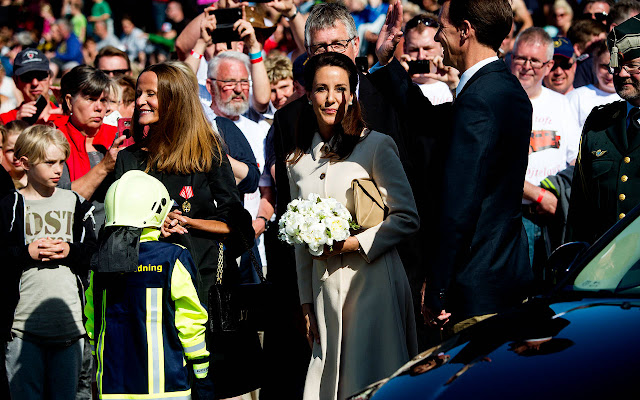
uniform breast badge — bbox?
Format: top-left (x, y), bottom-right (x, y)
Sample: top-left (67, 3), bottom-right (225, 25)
top-left (592, 149), bottom-right (607, 157)
top-left (179, 186), bottom-right (194, 213)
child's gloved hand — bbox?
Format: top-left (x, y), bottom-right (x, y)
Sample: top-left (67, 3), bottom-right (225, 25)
top-left (192, 356), bottom-right (209, 379)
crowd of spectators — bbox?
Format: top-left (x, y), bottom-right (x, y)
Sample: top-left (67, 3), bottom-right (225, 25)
top-left (2, 0), bottom-right (640, 399)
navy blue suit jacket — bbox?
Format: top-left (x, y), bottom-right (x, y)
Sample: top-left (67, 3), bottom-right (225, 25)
top-left (425, 59), bottom-right (534, 320)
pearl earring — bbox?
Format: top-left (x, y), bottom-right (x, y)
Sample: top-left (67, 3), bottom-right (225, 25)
top-left (348, 101), bottom-right (353, 106)
top-left (308, 99), bottom-right (312, 105)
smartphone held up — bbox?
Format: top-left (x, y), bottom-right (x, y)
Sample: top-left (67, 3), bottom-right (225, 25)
top-left (117, 117), bottom-right (132, 139)
top-left (207, 8), bottom-right (242, 44)
top-left (21, 95), bottom-right (48, 125)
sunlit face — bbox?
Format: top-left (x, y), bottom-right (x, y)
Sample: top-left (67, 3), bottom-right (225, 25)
top-left (15, 70), bottom-right (51, 102)
top-left (136, 71), bottom-right (160, 126)
top-left (97, 55), bottom-right (130, 77)
top-left (435, 1), bottom-right (461, 69)
top-left (404, 26), bottom-right (441, 83)
top-left (584, 1), bottom-right (610, 22)
top-left (67, 91), bottom-right (108, 134)
top-left (23, 144), bottom-right (66, 189)
top-left (308, 66), bottom-right (354, 133)
top-left (3, 133), bottom-right (23, 174)
top-left (308, 23), bottom-right (359, 62)
top-left (595, 51), bottom-right (615, 93)
top-left (543, 56), bottom-right (576, 94)
top-left (511, 41), bottom-right (554, 94)
top-left (270, 78), bottom-right (294, 110)
top-left (208, 60), bottom-right (250, 118)
top-left (613, 57), bottom-right (640, 102)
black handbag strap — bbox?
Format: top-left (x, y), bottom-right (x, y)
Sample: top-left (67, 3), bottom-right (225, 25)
top-left (240, 234), bottom-right (266, 283)
top-left (354, 179), bottom-right (389, 214)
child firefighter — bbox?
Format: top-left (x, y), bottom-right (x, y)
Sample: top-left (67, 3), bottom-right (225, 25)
top-left (84, 170), bottom-right (209, 399)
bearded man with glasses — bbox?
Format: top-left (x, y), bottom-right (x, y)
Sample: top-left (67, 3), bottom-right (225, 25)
top-left (568, 16), bottom-right (640, 244)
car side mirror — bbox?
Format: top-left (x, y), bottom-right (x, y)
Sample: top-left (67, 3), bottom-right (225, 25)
top-left (540, 241), bottom-right (590, 292)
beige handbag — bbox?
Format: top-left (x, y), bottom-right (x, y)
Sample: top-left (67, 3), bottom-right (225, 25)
top-left (351, 178), bottom-right (389, 229)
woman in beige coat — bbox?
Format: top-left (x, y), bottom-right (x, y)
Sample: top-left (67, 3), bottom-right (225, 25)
top-left (286, 53), bottom-right (419, 400)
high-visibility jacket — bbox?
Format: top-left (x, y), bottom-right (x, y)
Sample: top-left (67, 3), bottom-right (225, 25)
top-left (85, 229), bottom-right (209, 399)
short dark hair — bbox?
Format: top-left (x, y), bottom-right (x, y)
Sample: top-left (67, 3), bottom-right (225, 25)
top-left (567, 19), bottom-right (607, 51)
top-left (439, 0), bottom-right (513, 52)
top-left (60, 65), bottom-right (111, 114)
top-left (588, 39), bottom-right (609, 60)
top-left (94, 46), bottom-right (131, 71)
top-left (610, 0), bottom-right (640, 26)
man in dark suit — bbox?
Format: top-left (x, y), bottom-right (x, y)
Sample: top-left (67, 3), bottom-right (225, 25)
top-left (422, 0), bottom-right (534, 334)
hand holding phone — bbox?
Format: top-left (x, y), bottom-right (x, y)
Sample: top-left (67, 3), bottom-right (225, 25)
top-left (408, 60), bottom-right (431, 76)
top-left (117, 117), bottom-right (132, 138)
top-left (21, 95), bottom-right (48, 125)
top-left (208, 8), bottom-right (242, 44)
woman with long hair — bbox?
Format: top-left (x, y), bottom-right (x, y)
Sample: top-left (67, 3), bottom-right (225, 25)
top-left (115, 61), bottom-right (253, 297)
top-left (287, 52), bottom-right (419, 400)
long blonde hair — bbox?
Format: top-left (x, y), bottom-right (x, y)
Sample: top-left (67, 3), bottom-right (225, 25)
top-left (133, 62), bottom-right (223, 174)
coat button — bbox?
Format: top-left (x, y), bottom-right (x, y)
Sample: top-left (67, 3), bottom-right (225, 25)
top-left (620, 194), bottom-right (626, 201)
top-left (320, 173), bottom-right (326, 180)
top-left (620, 213), bottom-right (626, 220)
top-left (621, 175), bottom-right (628, 182)
top-left (624, 157), bottom-right (631, 163)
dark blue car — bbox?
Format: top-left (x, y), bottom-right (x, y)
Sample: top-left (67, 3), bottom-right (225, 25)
top-left (348, 205), bottom-right (640, 400)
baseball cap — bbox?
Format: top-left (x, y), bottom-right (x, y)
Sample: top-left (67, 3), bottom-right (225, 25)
top-left (13, 48), bottom-right (50, 76)
top-left (552, 37), bottom-right (574, 60)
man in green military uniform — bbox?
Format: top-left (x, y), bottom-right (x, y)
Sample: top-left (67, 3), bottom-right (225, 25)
top-left (567, 16), bottom-right (640, 244)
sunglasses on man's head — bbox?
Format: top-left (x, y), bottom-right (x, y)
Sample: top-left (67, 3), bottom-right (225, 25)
top-left (404, 16), bottom-right (439, 32)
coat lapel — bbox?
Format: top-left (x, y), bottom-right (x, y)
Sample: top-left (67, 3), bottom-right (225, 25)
top-left (456, 59), bottom-right (507, 99)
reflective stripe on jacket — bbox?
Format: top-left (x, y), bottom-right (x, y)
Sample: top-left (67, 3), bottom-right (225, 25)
top-left (85, 228), bottom-right (208, 399)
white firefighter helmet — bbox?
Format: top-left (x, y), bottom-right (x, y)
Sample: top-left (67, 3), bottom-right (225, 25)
top-left (104, 170), bottom-right (172, 229)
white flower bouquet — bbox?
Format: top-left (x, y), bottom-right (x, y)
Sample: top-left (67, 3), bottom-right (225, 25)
top-left (278, 193), bottom-right (359, 256)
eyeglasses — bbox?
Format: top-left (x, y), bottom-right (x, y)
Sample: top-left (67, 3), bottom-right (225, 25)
top-left (19, 70), bottom-right (50, 82)
top-left (610, 63), bottom-right (640, 75)
top-left (211, 78), bottom-right (251, 90)
top-left (583, 12), bottom-right (609, 24)
top-left (101, 69), bottom-right (130, 77)
top-left (404, 15), bottom-right (439, 32)
top-left (308, 37), bottom-right (356, 55)
top-left (512, 56), bottom-right (552, 70)
top-left (551, 57), bottom-right (574, 71)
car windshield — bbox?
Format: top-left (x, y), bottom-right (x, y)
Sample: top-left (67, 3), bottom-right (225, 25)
top-left (573, 213), bottom-right (640, 293)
